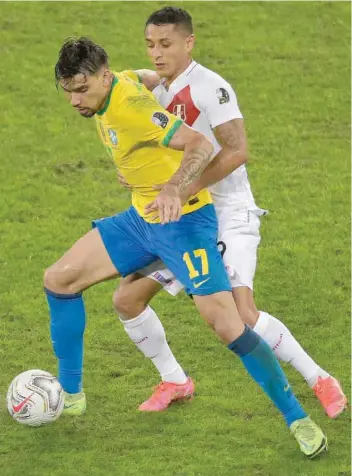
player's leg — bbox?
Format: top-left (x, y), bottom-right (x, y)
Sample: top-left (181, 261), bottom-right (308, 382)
top-left (44, 228), bottom-right (120, 415)
top-left (223, 212), bottom-right (347, 418)
top-left (44, 207), bottom-right (157, 415)
top-left (154, 205), bottom-right (327, 458)
top-left (114, 273), bottom-right (158, 317)
top-left (113, 271), bottom-right (194, 411)
top-left (222, 212), bottom-right (328, 379)
top-left (44, 228), bottom-right (118, 294)
top-left (234, 286), bottom-right (347, 418)
top-left (193, 292), bottom-right (327, 458)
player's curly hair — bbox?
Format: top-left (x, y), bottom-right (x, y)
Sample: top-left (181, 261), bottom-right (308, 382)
top-left (145, 6), bottom-right (193, 34)
top-left (55, 37), bottom-right (108, 86)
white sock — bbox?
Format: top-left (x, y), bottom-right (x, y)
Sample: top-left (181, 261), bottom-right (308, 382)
top-left (120, 306), bottom-right (188, 385)
top-left (254, 311), bottom-right (330, 387)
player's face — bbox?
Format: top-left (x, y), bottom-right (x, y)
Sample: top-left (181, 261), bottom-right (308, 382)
top-left (60, 71), bottom-right (111, 118)
top-left (145, 24), bottom-right (194, 83)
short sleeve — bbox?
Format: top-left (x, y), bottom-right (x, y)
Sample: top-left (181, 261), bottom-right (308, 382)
top-left (198, 76), bottom-right (243, 129)
top-left (120, 91), bottom-right (183, 148)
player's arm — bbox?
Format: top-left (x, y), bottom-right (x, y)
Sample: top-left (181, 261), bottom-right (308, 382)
top-left (166, 123), bottom-right (214, 192)
top-left (134, 69), bottom-right (160, 91)
top-left (185, 78), bottom-right (247, 196)
top-left (145, 124), bottom-right (213, 223)
top-left (121, 69), bottom-right (160, 91)
top-left (190, 118), bottom-right (248, 194)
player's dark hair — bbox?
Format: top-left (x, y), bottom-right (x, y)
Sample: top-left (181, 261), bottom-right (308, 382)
top-left (55, 37), bottom-right (108, 86)
top-left (145, 6), bottom-right (193, 34)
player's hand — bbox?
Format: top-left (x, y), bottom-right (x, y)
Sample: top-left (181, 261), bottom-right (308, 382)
top-left (152, 184), bottom-right (192, 206)
top-left (117, 171), bottom-right (132, 190)
top-left (144, 184), bottom-right (182, 224)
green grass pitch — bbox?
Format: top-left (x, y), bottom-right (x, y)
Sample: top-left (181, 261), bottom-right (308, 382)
top-left (0, 1), bottom-right (350, 475)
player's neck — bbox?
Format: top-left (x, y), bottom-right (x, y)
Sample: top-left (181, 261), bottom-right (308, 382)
top-left (164, 58), bottom-right (193, 89)
top-left (97, 75), bottom-right (116, 113)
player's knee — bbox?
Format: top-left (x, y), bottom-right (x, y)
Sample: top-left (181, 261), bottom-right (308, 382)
top-left (44, 264), bottom-right (82, 295)
top-left (197, 295), bottom-right (244, 343)
top-left (113, 286), bottom-right (144, 318)
top-left (237, 306), bottom-right (258, 328)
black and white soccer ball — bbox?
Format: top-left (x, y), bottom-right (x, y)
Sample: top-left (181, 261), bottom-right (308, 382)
top-left (7, 369), bottom-right (64, 426)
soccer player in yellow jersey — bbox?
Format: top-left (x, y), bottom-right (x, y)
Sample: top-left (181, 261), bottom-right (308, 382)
top-left (45, 37), bottom-right (327, 458)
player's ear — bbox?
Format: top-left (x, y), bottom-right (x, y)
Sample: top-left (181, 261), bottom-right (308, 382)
top-left (102, 70), bottom-right (110, 87)
top-left (186, 34), bottom-right (195, 53)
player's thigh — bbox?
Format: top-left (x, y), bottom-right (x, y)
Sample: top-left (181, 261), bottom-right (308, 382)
top-left (45, 207), bottom-right (157, 295)
top-left (93, 207), bottom-right (157, 278)
top-left (193, 291), bottom-right (245, 343)
top-left (232, 286), bottom-right (259, 328)
top-left (118, 273), bottom-right (143, 287)
top-left (156, 232), bottom-right (244, 343)
top-left (153, 205), bottom-right (232, 297)
top-left (114, 273), bottom-right (163, 318)
top-left (44, 228), bottom-right (119, 294)
top-left (151, 205), bottom-right (246, 341)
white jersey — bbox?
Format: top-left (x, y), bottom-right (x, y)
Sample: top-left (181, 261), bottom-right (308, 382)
top-left (152, 61), bottom-right (264, 224)
top-left (142, 62), bottom-right (266, 293)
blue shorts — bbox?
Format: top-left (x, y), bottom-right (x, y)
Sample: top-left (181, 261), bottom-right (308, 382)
top-left (92, 205), bottom-right (231, 295)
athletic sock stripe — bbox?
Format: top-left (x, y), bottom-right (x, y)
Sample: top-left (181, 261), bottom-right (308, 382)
top-left (44, 287), bottom-right (82, 300)
top-left (228, 325), bottom-right (260, 356)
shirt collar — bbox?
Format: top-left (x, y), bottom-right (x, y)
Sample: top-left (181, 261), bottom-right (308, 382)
top-left (96, 76), bottom-right (118, 116)
top-left (168, 60), bottom-right (198, 91)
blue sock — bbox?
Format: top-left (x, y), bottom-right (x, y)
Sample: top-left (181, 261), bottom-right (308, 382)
top-left (45, 288), bottom-right (86, 394)
top-left (228, 325), bottom-right (307, 427)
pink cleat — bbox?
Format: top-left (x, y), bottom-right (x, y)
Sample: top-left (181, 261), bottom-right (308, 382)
top-left (313, 376), bottom-right (348, 419)
top-left (139, 377), bottom-right (195, 412)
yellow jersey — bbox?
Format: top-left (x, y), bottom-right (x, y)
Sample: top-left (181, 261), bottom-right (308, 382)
top-left (94, 70), bottom-right (212, 223)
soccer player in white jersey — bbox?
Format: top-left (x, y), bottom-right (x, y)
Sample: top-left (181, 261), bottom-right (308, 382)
top-left (113, 7), bottom-right (347, 419)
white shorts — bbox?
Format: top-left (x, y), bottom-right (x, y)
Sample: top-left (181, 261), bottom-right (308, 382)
top-left (139, 209), bottom-right (264, 295)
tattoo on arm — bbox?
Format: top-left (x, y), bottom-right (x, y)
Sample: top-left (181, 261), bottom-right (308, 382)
top-left (168, 146), bottom-right (212, 191)
top-left (213, 119), bottom-right (246, 152)
top-left (189, 119), bottom-right (247, 193)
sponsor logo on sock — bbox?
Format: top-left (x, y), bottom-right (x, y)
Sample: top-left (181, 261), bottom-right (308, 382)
top-left (272, 333), bottom-right (283, 351)
top-left (134, 336), bottom-right (148, 345)
top-left (284, 384), bottom-right (290, 392)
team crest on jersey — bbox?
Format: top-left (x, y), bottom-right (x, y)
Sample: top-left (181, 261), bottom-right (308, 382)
top-left (152, 112), bottom-right (169, 129)
top-left (173, 104), bottom-right (187, 121)
top-left (108, 128), bottom-right (118, 146)
top-left (216, 88), bottom-right (230, 104)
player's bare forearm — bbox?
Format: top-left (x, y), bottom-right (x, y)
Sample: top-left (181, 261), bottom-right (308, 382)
top-left (134, 69), bottom-right (160, 91)
top-left (193, 148), bottom-right (247, 193)
top-left (167, 130), bottom-right (214, 192)
top-left (190, 119), bottom-right (248, 194)
top-left (144, 127), bottom-right (212, 223)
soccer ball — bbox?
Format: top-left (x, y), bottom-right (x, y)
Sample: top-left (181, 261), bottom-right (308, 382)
top-left (7, 369), bottom-right (64, 426)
